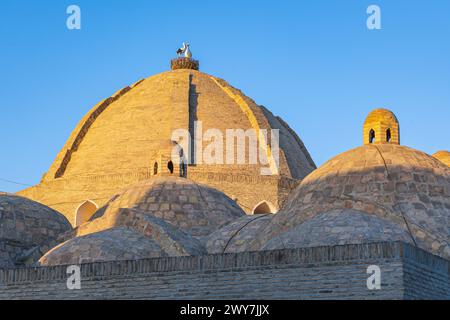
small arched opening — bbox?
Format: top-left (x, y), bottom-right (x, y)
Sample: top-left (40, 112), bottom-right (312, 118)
top-left (75, 200), bottom-right (98, 227)
top-left (153, 162), bottom-right (158, 175)
top-left (386, 128), bottom-right (391, 143)
top-left (167, 161), bottom-right (174, 174)
top-left (252, 201), bottom-right (276, 214)
top-left (369, 129), bottom-right (376, 144)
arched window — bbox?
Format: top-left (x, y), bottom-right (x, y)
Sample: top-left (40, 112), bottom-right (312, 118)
top-left (386, 128), bottom-right (391, 143)
top-left (252, 201), bottom-right (276, 214)
top-left (153, 162), bottom-right (158, 175)
top-left (75, 200), bottom-right (98, 227)
top-left (369, 129), bottom-right (376, 144)
top-left (167, 161), bottom-right (174, 174)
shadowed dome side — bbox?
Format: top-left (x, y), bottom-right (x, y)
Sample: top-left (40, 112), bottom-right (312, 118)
top-left (78, 177), bottom-right (245, 238)
top-left (39, 227), bottom-right (167, 266)
top-left (39, 212), bottom-right (207, 266)
top-left (204, 214), bottom-right (272, 254)
top-left (433, 151), bottom-right (450, 167)
top-left (0, 194), bottom-right (71, 268)
top-left (250, 144), bottom-right (450, 259)
top-left (262, 209), bottom-right (413, 250)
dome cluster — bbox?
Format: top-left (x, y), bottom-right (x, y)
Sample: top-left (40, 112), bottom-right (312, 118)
top-left (36, 107), bottom-right (448, 265)
top-left (249, 112), bottom-right (450, 259)
top-left (38, 177), bottom-right (244, 265)
top-left (3, 61), bottom-right (449, 266)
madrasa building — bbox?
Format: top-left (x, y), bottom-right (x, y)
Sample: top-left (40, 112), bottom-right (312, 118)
top-left (0, 52), bottom-right (449, 300)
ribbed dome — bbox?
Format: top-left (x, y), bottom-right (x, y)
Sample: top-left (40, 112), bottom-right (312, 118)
top-left (79, 177), bottom-right (245, 238)
top-left (433, 151), bottom-right (450, 167)
top-left (43, 69), bottom-right (315, 180)
top-left (250, 144), bottom-right (450, 259)
top-left (18, 68), bottom-right (316, 221)
top-left (0, 194), bottom-right (71, 268)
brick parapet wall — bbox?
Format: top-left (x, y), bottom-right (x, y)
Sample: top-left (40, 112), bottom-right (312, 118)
top-left (0, 242), bottom-right (448, 300)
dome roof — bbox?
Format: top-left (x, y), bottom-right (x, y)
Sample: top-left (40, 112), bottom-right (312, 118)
top-left (364, 108), bottom-right (399, 124)
top-left (262, 209), bottom-right (413, 250)
top-left (81, 177), bottom-right (245, 238)
top-left (250, 144), bottom-right (450, 259)
top-left (433, 150), bottom-right (450, 167)
top-left (18, 68), bottom-right (316, 221)
top-left (39, 227), bottom-right (170, 266)
top-left (39, 212), bottom-right (206, 266)
top-left (43, 69), bottom-right (315, 181)
top-left (204, 214), bottom-right (272, 254)
top-left (0, 194), bottom-right (71, 268)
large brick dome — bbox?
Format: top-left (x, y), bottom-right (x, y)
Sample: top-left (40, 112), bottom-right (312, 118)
top-left (18, 68), bottom-right (316, 224)
top-left (250, 144), bottom-right (450, 259)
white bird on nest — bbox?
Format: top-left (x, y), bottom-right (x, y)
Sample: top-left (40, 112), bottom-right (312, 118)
top-left (176, 42), bottom-right (187, 57)
top-left (184, 43), bottom-right (192, 58)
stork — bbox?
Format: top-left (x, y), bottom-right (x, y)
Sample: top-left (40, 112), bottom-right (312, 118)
top-left (176, 42), bottom-right (187, 57)
top-left (184, 43), bottom-right (192, 59)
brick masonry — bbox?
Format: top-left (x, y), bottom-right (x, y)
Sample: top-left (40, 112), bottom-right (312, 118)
top-left (17, 69), bottom-right (316, 224)
top-left (0, 242), bottom-right (448, 300)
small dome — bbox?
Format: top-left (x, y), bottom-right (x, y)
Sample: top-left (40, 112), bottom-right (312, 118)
top-left (250, 144), bottom-right (450, 259)
top-left (363, 108), bottom-right (400, 145)
top-left (364, 108), bottom-right (399, 124)
top-left (0, 194), bottom-right (71, 268)
top-left (39, 227), bottom-right (168, 266)
top-left (84, 177), bottom-right (245, 238)
top-left (39, 212), bottom-right (206, 266)
top-left (433, 151), bottom-right (450, 167)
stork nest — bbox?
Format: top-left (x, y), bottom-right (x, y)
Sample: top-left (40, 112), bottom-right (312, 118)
top-left (171, 57), bottom-right (199, 70)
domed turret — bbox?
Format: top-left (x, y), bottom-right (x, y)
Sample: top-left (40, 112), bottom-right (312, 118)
top-left (363, 108), bottom-right (400, 145)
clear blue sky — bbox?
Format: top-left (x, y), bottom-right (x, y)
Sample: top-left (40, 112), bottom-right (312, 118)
top-left (0, 0), bottom-right (449, 192)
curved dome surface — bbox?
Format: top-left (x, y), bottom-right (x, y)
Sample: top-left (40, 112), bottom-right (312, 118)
top-left (250, 144), bottom-right (450, 259)
top-left (0, 194), bottom-right (71, 268)
top-left (433, 151), bottom-right (450, 167)
top-left (81, 177), bottom-right (245, 238)
top-left (44, 69), bottom-right (315, 180)
top-left (364, 108), bottom-right (399, 124)
top-left (39, 227), bottom-right (168, 266)
top-left (204, 214), bottom-right (272, 254)
top-left (18, 68), bottom-right (316, 222)
top-left (262, 209), bottom-right (413, 250)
